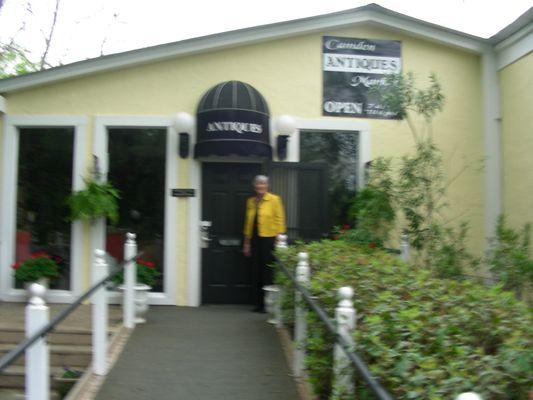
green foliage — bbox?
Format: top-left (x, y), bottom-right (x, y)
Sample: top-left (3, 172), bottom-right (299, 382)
top-left (0, 43), bottom-right (39, 79)
top-left (486, 215), bottom-right (533, 297)
top-left (67, 179), bottom-right (120, 224)
top-left (368, 72), bottom-right (480, 275)
top-left (431, 222), bottom-right (480, 279)
top-left (275, 241), bottom-right (532, 400)
top-left (11, 252), bottom-right (60, 283)
top-left (347, 158), bottom-right (395, 246)
top-left (112, 259), bottom-right (160, 287)
top-left (374, 72), bottom-right (444, 121)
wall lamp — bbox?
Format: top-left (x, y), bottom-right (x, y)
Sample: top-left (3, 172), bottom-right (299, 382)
top-left (275, 115), bottom-right (297, 161)
top-left (172, 112), bottom-right (195, 158)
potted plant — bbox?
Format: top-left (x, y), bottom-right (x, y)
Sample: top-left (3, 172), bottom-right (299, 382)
top-left (66, 178), bottom-right (120, 224)
top-left (112, 259), bottom-right (160, 323)
top-left (11, 252), bottom-right (60, 293)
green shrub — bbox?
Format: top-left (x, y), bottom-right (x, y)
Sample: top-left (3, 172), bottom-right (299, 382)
top-left (487, 215), bottom-right (533, 297)
top-left (11, 252), bottom-right (60, 283)
top-left (275, 240), bottom-right (532, 400)
top-left (112, 259), bottom-right (160, 287)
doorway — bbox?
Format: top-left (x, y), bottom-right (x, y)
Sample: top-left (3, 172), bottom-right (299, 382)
top-left (201, 162), bottom-right (261, 304)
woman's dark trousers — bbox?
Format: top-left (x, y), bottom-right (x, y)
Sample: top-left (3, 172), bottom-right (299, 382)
top-left (251, 236), bottom-right (276, 311)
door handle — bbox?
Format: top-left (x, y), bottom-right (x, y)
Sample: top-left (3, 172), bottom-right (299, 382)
top-left (200, 221), bottom-right (212, 242)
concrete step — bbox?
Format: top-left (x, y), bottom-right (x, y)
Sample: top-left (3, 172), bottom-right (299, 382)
top-left (0, 344), bottom-right (91, 368)
top-left (0, 325), bottom-right (116, 346)
top-left (0, 365), bottom-right (83, 390)
top-left (0, 388), bottom-right (60, 400)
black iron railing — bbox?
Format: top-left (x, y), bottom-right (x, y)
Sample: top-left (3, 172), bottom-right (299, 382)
top-left (274, 253), bottom-right (393, 400)
top-left (0, 252), bottom-right (141, 373)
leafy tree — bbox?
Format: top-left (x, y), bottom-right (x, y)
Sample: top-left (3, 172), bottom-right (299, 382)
top-left (350, 72), bottom-right (480, 277)
top-left (0, 42), bottom-right (39, 78)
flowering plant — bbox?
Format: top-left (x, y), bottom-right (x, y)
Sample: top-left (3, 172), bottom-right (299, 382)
top-left (112, 259), bottom-right (160, 287)
top-left (11, 252), bottom-right (61, 283)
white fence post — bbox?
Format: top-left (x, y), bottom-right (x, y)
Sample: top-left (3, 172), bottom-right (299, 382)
top-left (333, 286), bottom-right (356, 398)
top-left (274, 234), bottom-right (289, 328)
top-left (92, 249), bottom-right (109, 375)
top-left (400, 233), bottom-right (410, 262)
top-left (25, 283), bottom-right (50, 400)
top-left (123, 232), bottom-right (137, 329)
top-left (294, 251), bottom-right (310, 377)
top-left (456, 393), bottom-right (483, 400)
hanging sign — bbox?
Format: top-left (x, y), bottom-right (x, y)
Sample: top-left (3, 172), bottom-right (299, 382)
top-left (322, 36), bottom-right (402, 119)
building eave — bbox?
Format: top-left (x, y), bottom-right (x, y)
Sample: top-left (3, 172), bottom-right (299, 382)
top-left (0, 3), bottom-right (490, 94)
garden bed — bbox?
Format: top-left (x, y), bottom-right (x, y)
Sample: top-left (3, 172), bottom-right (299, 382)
top-left (275, 240), bottom-right (532, 399)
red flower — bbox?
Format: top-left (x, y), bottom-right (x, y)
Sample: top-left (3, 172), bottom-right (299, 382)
top-left (11, 262), bottom-right (20, 270)
top-left (137, 259), bottom-right (155, 268)
top-left (30, 251), bottom-right (50, 259)
top-left (342, 224), bottom-right (350, 230)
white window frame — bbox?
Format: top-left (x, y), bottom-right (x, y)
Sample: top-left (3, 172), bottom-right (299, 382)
top-left (0, 115), bottom-right (87, 303)
top-left (93, 116), bottom-right (177, 305)
top-left (291, 118), bottom-right (371, 189)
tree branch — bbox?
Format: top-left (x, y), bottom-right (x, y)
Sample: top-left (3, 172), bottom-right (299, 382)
top-left (40, 0), bottom-right (61, 70)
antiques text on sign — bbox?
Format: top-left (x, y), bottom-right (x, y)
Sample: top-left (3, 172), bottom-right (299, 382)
top-left (322, 36), bottom-right (402, 119)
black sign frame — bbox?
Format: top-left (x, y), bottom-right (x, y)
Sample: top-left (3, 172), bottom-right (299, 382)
top-left (322, 36), bottom-right (402, 120)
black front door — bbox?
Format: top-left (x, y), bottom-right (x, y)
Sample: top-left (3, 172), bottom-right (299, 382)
top-left (201, 162), bottom-right (261, 304)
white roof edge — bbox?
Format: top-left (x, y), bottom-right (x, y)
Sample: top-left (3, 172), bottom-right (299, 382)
top-left (0, 3), bottom-right (490, 94)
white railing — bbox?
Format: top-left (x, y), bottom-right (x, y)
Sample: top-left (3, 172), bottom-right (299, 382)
top-left (274, 234), bottom-right (482, 400)
top-left (0, 232), bottom-right (139, 400)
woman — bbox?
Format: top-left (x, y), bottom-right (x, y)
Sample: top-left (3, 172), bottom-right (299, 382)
top-left (243, 175), bottom-right (286, 312)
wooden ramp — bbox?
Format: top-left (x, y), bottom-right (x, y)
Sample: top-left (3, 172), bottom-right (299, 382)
top-left (96, 306), bottom-right (300, 400)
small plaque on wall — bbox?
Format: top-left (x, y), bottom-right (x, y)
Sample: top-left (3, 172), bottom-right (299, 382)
top-left (171, 188), bottom-right (195, 197)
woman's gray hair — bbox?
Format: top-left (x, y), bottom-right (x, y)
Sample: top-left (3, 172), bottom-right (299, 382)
top-left (253, 175), bottom-right (269, 185)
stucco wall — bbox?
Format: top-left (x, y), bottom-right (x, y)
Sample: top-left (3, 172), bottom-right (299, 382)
top-left (500, 53), bottom-right (533, 231)
top-left (1, 23), bottom-right (485, 304)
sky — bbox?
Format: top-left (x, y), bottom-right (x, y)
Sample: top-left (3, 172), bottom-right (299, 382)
top-left (0, 0), bottom-right (531, 67)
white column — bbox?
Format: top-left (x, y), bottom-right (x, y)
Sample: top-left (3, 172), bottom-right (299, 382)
top-left (482, 49), bottom-right (502, 243)
top-left (25, 283), bottom-right (50, 400)
top-left (400, 233), bottom-right (410, 262)
top-left (92, 249), bottom-right (109, 375)
top-left (123, 232), bottom-right (137, 329)
top-left (294, 251), bottom-right (310, 377)
top-left (274, 234), bottom-right (289, 328)
top-left (333, 286), bottom-right (356, 398)
top-left (457, 393), bottom-right (483, 400)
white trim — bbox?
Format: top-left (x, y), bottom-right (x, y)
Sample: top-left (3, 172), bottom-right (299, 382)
top-left (481, 50), bottom-right (502, 243)
top-left (187, 158), bottom-right (201, 307)
top-left (358, 129), bottom-right (371, 189)
top-left (0, 96), bottom-right (6, 113)
top-left (93, 116), bottom-right (177, 305)
top-left (0, 5), bottom-right (489, 93)
top-left (494, 24), bottom-right (533, 69)
top-left (0, 115), bottom-right (87, 302)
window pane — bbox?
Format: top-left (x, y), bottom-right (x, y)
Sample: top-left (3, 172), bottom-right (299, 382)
top-left (16, 128), bottom-right (74, 290)
top-left (107, 129), bottom-right (166, 292)
top-left (299, 130), bottom-right (358, 229)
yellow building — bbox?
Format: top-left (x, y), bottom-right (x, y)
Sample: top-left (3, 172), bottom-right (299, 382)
top-left (0, 4), bottom-right (531, 306)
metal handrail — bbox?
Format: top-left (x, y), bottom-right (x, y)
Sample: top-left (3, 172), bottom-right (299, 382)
top-left (274, 253), bottom-right (393, 400)
top-left (0, 252), bottom-right (142, 373)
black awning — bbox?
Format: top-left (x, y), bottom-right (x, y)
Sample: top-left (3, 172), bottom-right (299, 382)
top-left (194, 139), bottom-right (272, 158)
top-left (194, 81), bottom-right (272, 159)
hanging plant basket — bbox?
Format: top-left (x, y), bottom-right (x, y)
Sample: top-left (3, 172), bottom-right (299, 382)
top-left (67, 178), bottom-right (121, 224)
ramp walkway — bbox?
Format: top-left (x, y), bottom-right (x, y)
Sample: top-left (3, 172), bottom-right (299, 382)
top-left (96, 305), bottom-right (300, 400)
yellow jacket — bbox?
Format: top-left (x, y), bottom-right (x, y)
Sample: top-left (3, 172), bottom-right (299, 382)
top-left (244, 192), bottom-right (286, 239)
